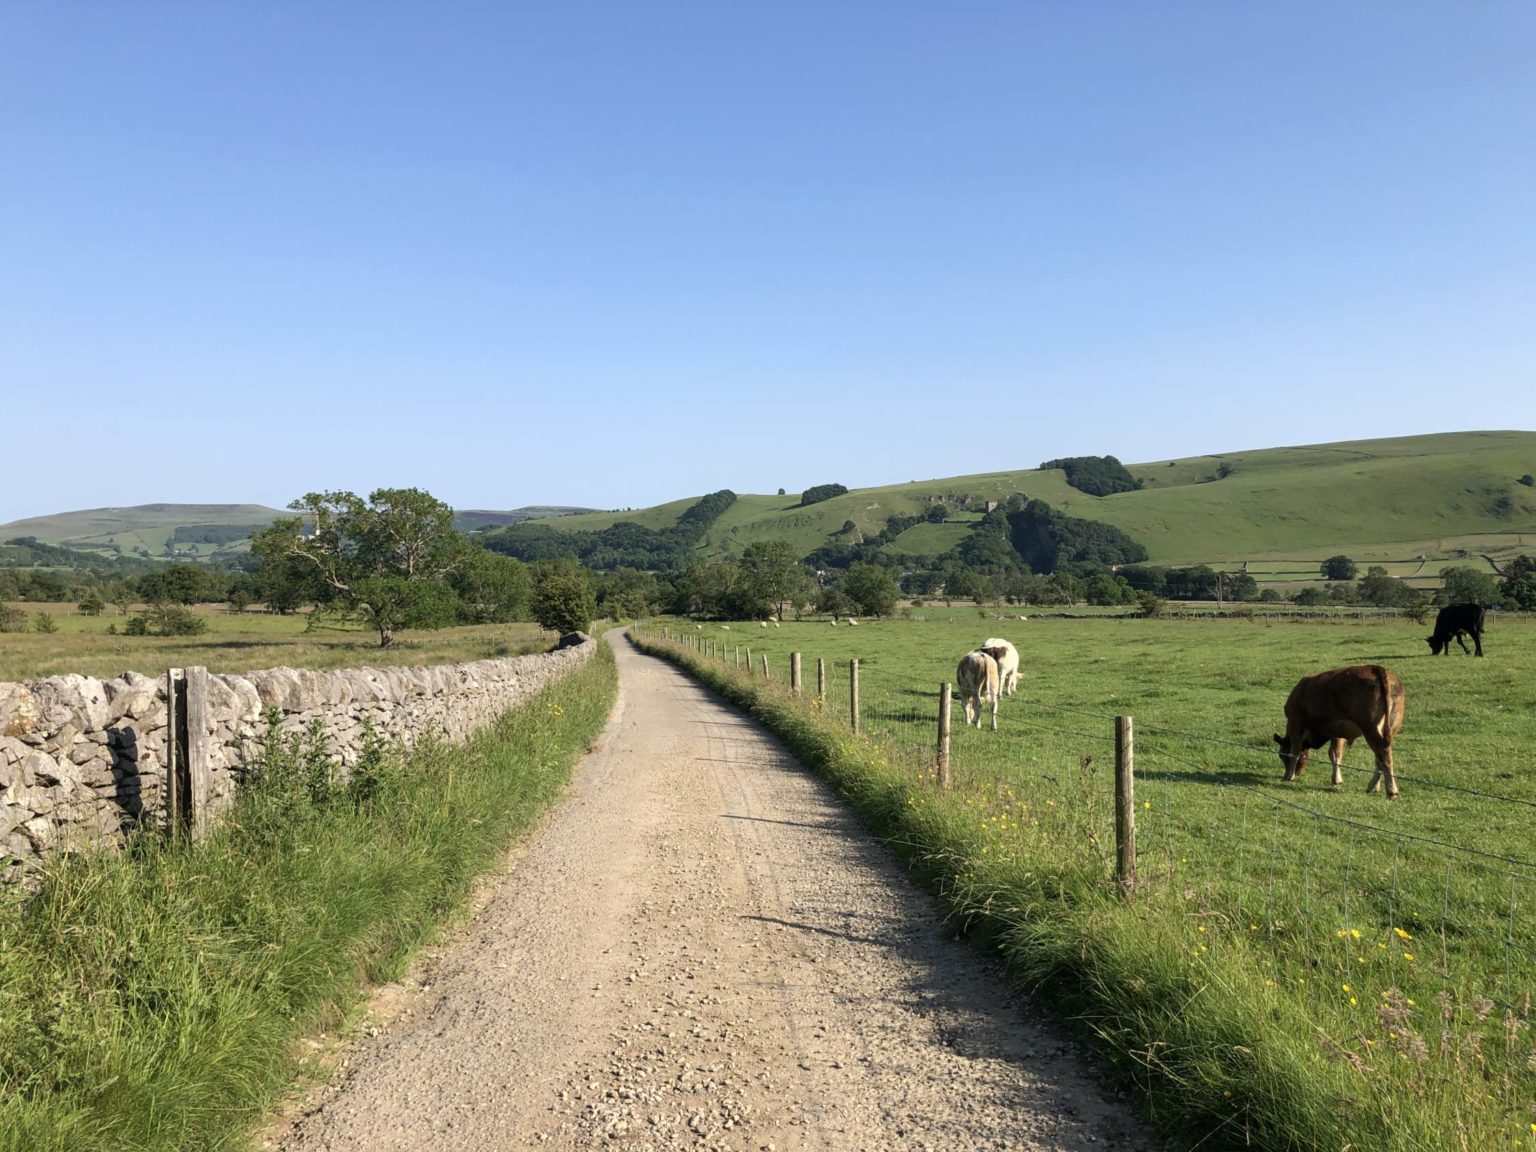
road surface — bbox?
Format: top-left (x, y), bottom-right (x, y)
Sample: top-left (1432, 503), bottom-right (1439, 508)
top-left (276, 633), bottom-right (1149, 1151)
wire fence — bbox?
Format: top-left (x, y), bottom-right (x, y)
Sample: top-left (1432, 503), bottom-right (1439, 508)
top-left (639, 621), bottom-right (1536, 1130)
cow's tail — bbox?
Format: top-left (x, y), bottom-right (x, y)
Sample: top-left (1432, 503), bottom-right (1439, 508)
top-left (1375, 665), bottom-right (1393, 744)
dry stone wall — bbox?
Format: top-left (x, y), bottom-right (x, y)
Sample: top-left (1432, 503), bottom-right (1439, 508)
top-left (0, 635), bottom-right (596, 880)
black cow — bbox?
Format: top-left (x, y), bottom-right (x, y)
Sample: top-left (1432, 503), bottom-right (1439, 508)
top-left (1426, 603), bottom-right (1485, 656)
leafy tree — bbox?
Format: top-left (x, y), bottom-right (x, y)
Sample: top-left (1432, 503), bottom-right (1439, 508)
top-left (1038, 455), bottom-right (1142, 496)
top-left (777, 487), bottom-right (786, 496)
top-left (815, 583), bottom-right (852, 617)
top-left (77, 593), bottom-right (105, 616)
top-left (258, 488), bottom-right (464, 646)
top-left (450, 549), bottom-right (531, 623)
top-left (138, 564), bottom-right (224, 605)
top-left (1085, 572), bottom-right (1132, 605)
top-left (1358, 566), bottom-right (1423, 608)
top-left (799, 483), bottom-right (848, 507)
top-left (1006, 499), bottom-right (1146, 572)
top-left (1498, 554), bottom-right (1536, 610)
top-left (736, 540), bottom-right (810, 620)
top-left (1440, 566), bottom-right (1500, 607)
top-left (1320, 555), bottom-right (1357, 581)
top-left (924, 503), bottom-right (949, 522)
top-left (32, 611), bottom-right (58, 634)
top-left (1136, 591), bottom-right (1165, 617)
top-left (1164, 566), bottom-right (1219, 600)
top-left (531, 559), bottom-right (596, 634)
top-left (841, 563), bottom-right (899, 617)
top-left (0, 605), bottom-right (24, 632)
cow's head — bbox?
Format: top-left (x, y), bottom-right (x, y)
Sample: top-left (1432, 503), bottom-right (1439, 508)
top-left (1425, 635), bottom-right (1445, 655)
top-left (1273, 732), bottom-right (1308, 780)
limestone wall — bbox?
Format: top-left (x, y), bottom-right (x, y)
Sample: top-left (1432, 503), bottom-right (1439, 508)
top-left (0, 636), bottom-right (596, 879)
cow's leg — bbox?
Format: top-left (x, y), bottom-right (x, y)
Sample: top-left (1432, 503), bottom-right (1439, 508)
top-left (1473, 629), bottom-right (1484, 657)
top-left (1456, 631), bottom-right (1472, 655)
top-left (1365, 738), bottom-right (1398, 798)
top-left (963, 696), bottom-right (976, 727)
top-left (989, 690), bottom-right (998, 731)
top-left (1328, 738), bottom-right (1347, 788)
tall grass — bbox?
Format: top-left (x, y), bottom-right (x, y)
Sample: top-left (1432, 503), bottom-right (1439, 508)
top-left (0, 641), bottom-right (616, 1152)
top-left (635, 629), bottom-right (1536, 1151)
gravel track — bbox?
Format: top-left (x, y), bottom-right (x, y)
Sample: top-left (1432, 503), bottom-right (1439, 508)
top-left (275, 633), bottom-right (1151, 1151)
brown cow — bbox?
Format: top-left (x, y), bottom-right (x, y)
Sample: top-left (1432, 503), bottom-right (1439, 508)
top-left (1272, 665), bottom-right (1406, 798)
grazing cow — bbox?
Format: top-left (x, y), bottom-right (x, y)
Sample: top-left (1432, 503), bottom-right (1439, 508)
top-left (1273, 665), bottom-right (1406, 798)
top-left (979, 637), bottom-right (1020, 697)
top-left (956, 650), bottom-right (1001, 730)
top-left (1426, 603), bottom-right (1485, 657)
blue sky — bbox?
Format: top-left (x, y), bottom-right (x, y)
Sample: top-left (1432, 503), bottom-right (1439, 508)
top-left (3, 2), bottom-right (1533, 522)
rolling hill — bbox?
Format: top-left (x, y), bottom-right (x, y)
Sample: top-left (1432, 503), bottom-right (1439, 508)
top-left (0, 503), bottom-right (597, 565)
top-left (523, 431), bottom-right (1536, 584)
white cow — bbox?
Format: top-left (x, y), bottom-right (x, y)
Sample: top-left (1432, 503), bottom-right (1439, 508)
top-left (980, 637), bottom-right (1020, 697)
top-left (955, 650), bottom-right (1000, 730)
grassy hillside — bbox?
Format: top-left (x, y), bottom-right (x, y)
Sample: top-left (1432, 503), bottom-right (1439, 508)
top-left (527, 431), bottom-right (1536, 572)
top-left (0, 504), bottom-right (285, 563)
top-left (0, 504), bottom-right (599, 564)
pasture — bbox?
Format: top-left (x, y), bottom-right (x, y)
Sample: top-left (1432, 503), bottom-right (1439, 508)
top-left (0, 602), bottom-right (555, 681)
top-left (648, 613), bottom-right (1536, 1147)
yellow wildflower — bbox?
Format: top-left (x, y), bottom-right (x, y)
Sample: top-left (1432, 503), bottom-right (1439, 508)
top-left (1342, 983), bottom-right (1352, 992)
top-left (1402, 952), bottom-right (1415, 962)
top-left (1393, 927), bottom-right (1412, 941)
top-left (1349, 996), bottom-right (1358, 1006)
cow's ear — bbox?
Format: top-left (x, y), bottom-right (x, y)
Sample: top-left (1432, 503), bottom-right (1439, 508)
top-left (1272, 733), bottom-right (1285, 746)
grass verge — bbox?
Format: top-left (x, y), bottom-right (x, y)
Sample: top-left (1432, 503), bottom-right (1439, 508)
top-left (0, 640), bottom-right (617, 1152)
top-left (632, 631), bottom-right (1532, 1152)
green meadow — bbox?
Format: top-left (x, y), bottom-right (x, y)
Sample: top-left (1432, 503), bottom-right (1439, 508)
top-left (644, 613), bottom-right (1536, 1149)
top-left (0, 602), bottom-right (555, 682)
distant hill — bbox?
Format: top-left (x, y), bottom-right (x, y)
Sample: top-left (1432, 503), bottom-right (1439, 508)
top-left (0, 502), bottom-right (601, 566)
top-left (519, 431), bottom-right (1536, 585)
top-left (453, 507), bottom-right (596, 533)
top-left (0, 504), bottom-right (287, 564)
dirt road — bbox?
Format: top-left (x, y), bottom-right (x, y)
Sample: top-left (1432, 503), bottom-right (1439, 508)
top-left (277, 634), bottom-right (1150, 1151)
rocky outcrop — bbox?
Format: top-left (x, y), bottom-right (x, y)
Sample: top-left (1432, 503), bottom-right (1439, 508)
top-left (1, 635), bottom-right (597, 880)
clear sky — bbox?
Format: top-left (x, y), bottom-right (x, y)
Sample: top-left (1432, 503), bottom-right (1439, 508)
top-left (3, 2), bottom-right (1534, 523)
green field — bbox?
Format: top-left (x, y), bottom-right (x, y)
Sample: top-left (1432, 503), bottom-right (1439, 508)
top-left (643, 614), bottom-right (1536, 1148)
top-left (531, 432), bottom-right (1536, 580)
top-left (0, 602), bottom-right (555, 682)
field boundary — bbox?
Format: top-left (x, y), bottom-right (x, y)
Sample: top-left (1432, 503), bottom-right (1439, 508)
top-left (0, 636), bottom-right (597, 880)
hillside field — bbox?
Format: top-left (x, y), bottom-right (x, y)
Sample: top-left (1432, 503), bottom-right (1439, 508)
top-left (533, 432), bottom-right (1536, 584)
top-left (646, 614), bottom-right (1536, 1147)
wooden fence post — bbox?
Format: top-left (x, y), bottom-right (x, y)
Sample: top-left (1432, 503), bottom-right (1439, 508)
top-left (760, 654), bottom-right (770, 679)
top-left (1115, 715), bottom-right (1136, 896)
top-left (850, 658), bottom-right (861, 734)
top-left (791, 652), bottom-right (802, 695)
top-left (166, 667), bottom-right (212, 840)
top-left (746, 647), bottom-right (752, 675)
top-left (937, 682), bottom-right (952, 788)
top-left (817, 657), bottom-right (826, 700)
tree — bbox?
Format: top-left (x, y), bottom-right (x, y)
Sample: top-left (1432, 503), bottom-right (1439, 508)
top-left (925, 503), bottom-right (949, 523)
top-left (1320, 555), bottom-right (1357, 581)
top-left (1358, 566), bottom-right (1422, 608)
top-left (257, 488), bottom-right (465, 646)
top-left (777, 487), bottom-right (786, 496)
top-left (32, 611), bottom-right (58, 634)
top-left (799, 483), bottom-right (848, 507)
top-left (815, 583), bottom-right (852, 617)
top-left (0, 605), bottom-right (24, 633)
top-left (1038, 455), bottom-right (1142, 496)
top-left (531, 559), bottom-right (595, 634)
top-left (1440, 566), bottom-right (1500, 607)
top-left (1497, 554), bottom-right (1536, 610)
top-left (735, 541), bottom-right (808, 620)
top-left (842, 563), bottom-right (899, 617)
top-left (77, 593), bottom-right (105, 617)
top-left (450, 549), bottom-right (532, 623)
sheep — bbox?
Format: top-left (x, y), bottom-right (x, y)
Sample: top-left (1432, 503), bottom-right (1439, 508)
top-left (846, 617), bottom-right (859, 627)
top-left (955, 650), bottom-right (1000, 730)
top-left (979, 638), bottom-right (1020, 697)
top-left (830, 618), bottom-right (838, 626)
top-left (760, 621), bottom-right (769, 628)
